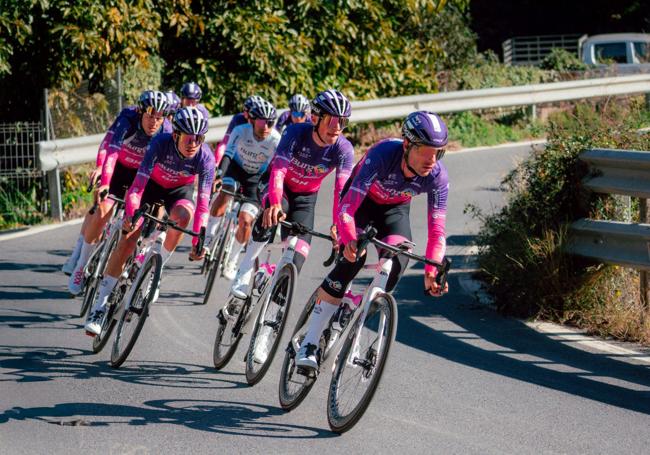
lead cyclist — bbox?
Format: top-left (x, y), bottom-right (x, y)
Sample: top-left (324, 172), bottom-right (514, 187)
top-left (295, 111), bottom-right (451, 369)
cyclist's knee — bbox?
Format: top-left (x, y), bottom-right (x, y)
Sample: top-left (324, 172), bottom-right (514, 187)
top-left (170, 202), bottom-right (193, 227)
top-left (317, 287), bottom-right (342, 306)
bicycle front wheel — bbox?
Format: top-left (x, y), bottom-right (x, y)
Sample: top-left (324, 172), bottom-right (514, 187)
top-left (212, 296), bottom-right (247, 369)
top-left (326, 292), bottom-right (397, 434)
top-left (245, 263), bottom-right (296, 386)
top-left (278, 289), bottom-right (319, 411)
top-left (202, 218), bottom-right (234, 305)
top-left (110, 253), bottom-right (162, 368)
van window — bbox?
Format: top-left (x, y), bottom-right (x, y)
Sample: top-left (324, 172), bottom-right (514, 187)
top-left (594, 43), bottom-right (628, 64)
top-left (633, 42), bottom-right (650, 63)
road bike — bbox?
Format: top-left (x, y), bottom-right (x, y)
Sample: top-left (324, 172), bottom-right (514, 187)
top-left (278, 225), bottom-right (451, 433)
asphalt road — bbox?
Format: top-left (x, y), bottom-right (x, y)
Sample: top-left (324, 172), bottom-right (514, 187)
top-left (2, 142), bottom-right (650, 454)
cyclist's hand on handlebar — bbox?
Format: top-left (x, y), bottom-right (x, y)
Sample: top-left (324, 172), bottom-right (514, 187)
top-left (121, 216), bottom-right (135, 233)
top-left (262, 204), bottom-right (285, 228)
top-left (425, 271), bottom-right (448, 297)
top-left (94, 185), bottom-right (110, 204)
top-left (89, 166), bottom-right (102, 188)
top-left (343, 240), bottom-right (359, 262)
top-left (212, 177), bottom-right (223, 193)
top-left (189, 246), bottom-right (207, 261)
top-left (330, 224), bottom-right (338, 244)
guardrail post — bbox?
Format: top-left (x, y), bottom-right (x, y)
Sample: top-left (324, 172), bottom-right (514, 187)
top-left (47, 169), bottom-right (63, 222)
top-left (640, 198), bottom-right (650, 310)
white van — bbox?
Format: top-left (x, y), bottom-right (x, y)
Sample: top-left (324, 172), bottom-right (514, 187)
top-left (581, 33), bottom-right (650, 71)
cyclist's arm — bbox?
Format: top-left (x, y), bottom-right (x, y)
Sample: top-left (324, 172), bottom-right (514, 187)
top-left (337, 153), bottom-right (379, 245)
top-left (213, 141), bottom-right (226, 167)
top-left (99, 116), bottom-right (132, 187)
top-left (332, 142), bottom-right (354, 225)
top-left (218, 126), bottom-right (242, 176)
top-left (124, 140), bottom-right (158, 218)
top-left (424, 168), bottom-right (449, 274)
top-left (193, 146), bottom-right (216, 246)
top-left (267, 133), bottom-right (294, 206)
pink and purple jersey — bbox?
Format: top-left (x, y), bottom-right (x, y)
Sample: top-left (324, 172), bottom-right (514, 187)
top-left (100, 108), bottom-right (172, 186)
top-left (95, 106), bottom-right (138, 168)
top-left (268, 123), bottom-right (354, 223)
top-left (125, 133), bottom-right (216, 245)
top-left (337, 139), bottom-right (448, 273)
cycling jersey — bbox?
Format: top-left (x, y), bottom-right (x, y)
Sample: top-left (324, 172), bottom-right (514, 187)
top-left (267, 123), bottom-right (354, 223)
top-left (222, 124), bottom-right (280, 175)
top-left (337, 138), bottom-right (448, 273)
top-left (274, 111), bottom-right (312, 133)
top-left (100, 109), bottom-right (172, 187)
top-left (96, 106), bottom-right (138, 168)
top-left (125, 133), bottom-right (215, 245)
top-left (215, 112), bottom-right (249, 168)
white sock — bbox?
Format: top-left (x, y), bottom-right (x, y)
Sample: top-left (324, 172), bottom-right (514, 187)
top-left (75, 241), bottom-right (94, 270)
top-left (301, 299), bottom-right (339, 348)
top-left (207, 215), bottom-right (223, 239)
top-left (92, 275), bottom-right (118, 313)
top-left (68, 235), bottom-right (84, 264)
top-left (235, 240), bottom-right (267, 281)
top-left (160, 246), bottom-right (173, 266)
top-left (228, 239), bottom-right (244, 267)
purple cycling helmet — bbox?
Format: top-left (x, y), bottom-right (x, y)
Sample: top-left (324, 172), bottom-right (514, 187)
top-left (180, 82), bottom-right (202, 100)
top-left (311, 89), bottom-right (351, 118)
top-left (138, 90), bottom-right (169, 114)
top-left (401, 111), bottom-right (448, 148)
top-left (173, 106), bottom-right (208, 135)
top-left (164, 91), bottom-right (181, 114)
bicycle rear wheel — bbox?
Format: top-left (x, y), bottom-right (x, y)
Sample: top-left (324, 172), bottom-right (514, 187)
top-left (212, 296), bottom-right (248, 369)
top-left (326, 292), bottom-right (397, 434)
top-left (80, 250), bottom-right (101, 318)
top-left (110, 253), bottom-right (162, 368)
top-left (245, 263), bottom-right (296, 385)
top-left (278, 289), bottom-right (319, 411)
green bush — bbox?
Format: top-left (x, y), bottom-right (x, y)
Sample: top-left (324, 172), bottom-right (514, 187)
top-left (540, 48), bottom-right (587, 72)
top-left (0, 182), bottom-right (44, 230)
top-left (470, 99), bottom-right (650, 342)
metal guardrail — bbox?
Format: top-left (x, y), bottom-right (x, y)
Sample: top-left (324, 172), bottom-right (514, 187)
top-left (39, 74), bottom-right (650, 220)
top-left (567, 147), bottom-right (650, 305)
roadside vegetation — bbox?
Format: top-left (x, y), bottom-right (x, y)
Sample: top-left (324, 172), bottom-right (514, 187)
top-left (468, 98), bottom-right (650, 344)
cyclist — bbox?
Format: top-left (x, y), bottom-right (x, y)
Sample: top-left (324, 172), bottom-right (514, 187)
top-left (229, 89), bottom-right (354, 302)
top-left (274, 94), bottom-right (311, 133)
top-left (295, 111), bottom-right (450, 370)
top-left (165, 90), bottom-right (181, 119)
top-left (67, 90), bottom-right (171, 295)
top-left (85, 106), bottom-right (215, 335)
top-left (214, 95), bottom-right (265, 167)
top-left (180, 81), bottom-right (210, 120)
top-left (206, 99), bottom-right (281, 279)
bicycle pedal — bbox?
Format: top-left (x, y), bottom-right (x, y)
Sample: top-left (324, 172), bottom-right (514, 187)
top-left (296, 366), bottom-right (318, 378)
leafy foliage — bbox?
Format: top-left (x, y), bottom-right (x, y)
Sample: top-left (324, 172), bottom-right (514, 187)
top-left (540, 48), bottom-right (587, 72)
top-left (470, 98), bottom-right (650, 341)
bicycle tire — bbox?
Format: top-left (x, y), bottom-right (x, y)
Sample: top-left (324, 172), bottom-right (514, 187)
top-left (80, 249), bottom-right (101, 318)
top-left (91, 294), bottom-right (118, 354)
top-left (202, 223), bottom-right (228, 305)
top-left (278, 289), bottom-right (319, 411)
top-left (212, 296), bottom-right (248, 369)
top-left (245, 263), bottom-right (296, 386)
top-left (81, 229), bottom-right (120, 317)
top-left (110, 253), bottom-right (162, 368)
top-left (326, 292), bottom-right (397, 434)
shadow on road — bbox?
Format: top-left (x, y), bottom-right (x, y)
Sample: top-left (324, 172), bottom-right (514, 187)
top-left (0, 345), bottom-right (248, 390)
top-left (0, 285), bottom-right (71, 302)
top-left (392, 271), bottom-right (650, 415)
top-left (0, 261), bottom-right (61, 273)
top-left (0, 398), bottom-right (335, 438)
top-left (0, 307), bottom-right (82, 329)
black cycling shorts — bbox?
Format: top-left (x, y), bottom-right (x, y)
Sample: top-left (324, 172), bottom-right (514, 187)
top-left (139, 179), bottom-right (195, 215)
top-left (223, 161), bottom-right (262, 202)
top-left (321, 197), bottom-right (412, 298)
top-left (108, 161), bottom-right (138, 200)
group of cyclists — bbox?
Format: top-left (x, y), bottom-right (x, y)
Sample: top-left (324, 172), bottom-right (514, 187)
top-left (61, 81), bottom-right (450, 372)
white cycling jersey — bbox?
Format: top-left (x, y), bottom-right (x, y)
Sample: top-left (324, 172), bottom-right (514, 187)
top-left (225, 124), bottom-right (280, 175)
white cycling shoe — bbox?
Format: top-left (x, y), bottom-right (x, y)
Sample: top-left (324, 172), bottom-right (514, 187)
top-left (230, 268), bottom-right (252, 300)
top-left (223, 261), bottom-right (238, 281)
top-left (61, 258), bottom-right (76, 275)
top-left (295, 343), bottom-right (319, 370)
top-left (84, 309), bottom-right (105, 336)
top-left (68, 267), bottom-right (85, 296)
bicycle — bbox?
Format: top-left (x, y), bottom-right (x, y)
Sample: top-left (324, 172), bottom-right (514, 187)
top-left (80, 190), bottom-right (125, 319)
top-left (243, 219), bottom-right (337, 385)
top-left (278, 225), bottom-right (451, 433)
top-left (212, 209), bottom-right (336, 373)
top-left (202, 186), bottom-right (246, 306)
top-left (107, 203), bottom-right (205, 368)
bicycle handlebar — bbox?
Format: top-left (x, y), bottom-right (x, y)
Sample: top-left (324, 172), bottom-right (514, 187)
top-left (277, 215), bottom-right (339, 267)
top-left (354, 225), bottom-right (452, 291)
top-left (88, 189), bottom-right (109, 215)
top-left (220, 188), bottom-right (260, 206)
